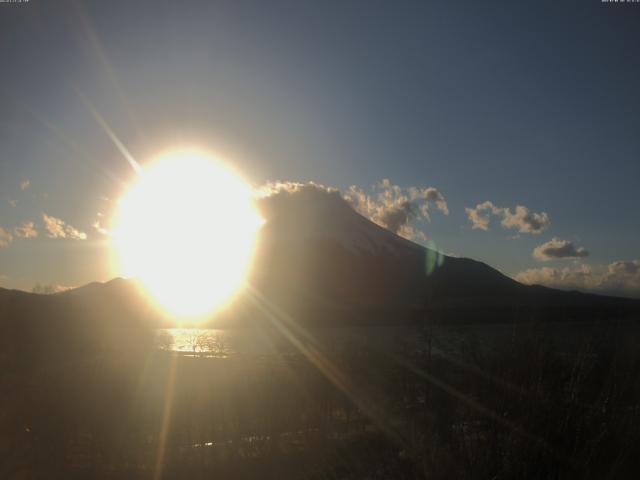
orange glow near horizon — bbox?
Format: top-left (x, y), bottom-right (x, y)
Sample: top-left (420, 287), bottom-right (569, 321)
top-left (111, 149), bottom-right (263, 320)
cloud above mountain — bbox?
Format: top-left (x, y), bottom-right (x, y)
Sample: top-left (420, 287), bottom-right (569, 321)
top-left (515, 260), bottom-right (640, 298)
top-left (255, 181), bottom-right (342, 220)
top-left (256, 181), bottom-right (338, 199)
top-left (32, 283), bottom-right (72, 294)
top-left (465, 201), bottom-right (550, 234)
top-left (344, 179), bottom-right (448, 241)
top-left (256, 179), bottom-right (448, 242)
top-left (42, 213), bottom-right (87, 240)
top-left (532, 238), bottom-right (589, 261)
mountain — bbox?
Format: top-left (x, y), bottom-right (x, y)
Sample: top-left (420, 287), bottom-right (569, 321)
top-left (1, 187), bottom-right (638, 334)
top-left (249, 187), bottom-right (639, 323)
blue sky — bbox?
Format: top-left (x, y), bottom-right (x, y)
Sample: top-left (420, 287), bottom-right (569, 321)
top-left (0, 0), bottom-right (639, 296)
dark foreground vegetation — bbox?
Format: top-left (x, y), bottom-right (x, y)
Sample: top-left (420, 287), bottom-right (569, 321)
top-left (2, 318), bottom-right (640, 479)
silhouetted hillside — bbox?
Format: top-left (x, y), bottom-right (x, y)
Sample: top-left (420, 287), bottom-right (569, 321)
top-left (1, 188), bottom-right (638, 330)
top-left (249, 187), bottom-right (640, 323)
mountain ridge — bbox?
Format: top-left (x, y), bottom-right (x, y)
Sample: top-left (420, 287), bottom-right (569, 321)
top-left (1, 188), bottom-right (639, 327)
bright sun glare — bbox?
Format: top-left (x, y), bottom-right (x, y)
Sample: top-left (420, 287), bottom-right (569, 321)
top-left (112, 150), bottom-right (262, 319)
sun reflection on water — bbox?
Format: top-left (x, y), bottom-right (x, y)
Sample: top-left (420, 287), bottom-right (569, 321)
top-left (156, 328), bottom-right (232, 357)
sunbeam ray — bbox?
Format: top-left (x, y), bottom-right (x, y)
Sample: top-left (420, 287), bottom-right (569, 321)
top-left (244, 285), bottom-right (408, 448)
top-left (71, 1), bottom-right (148, 149)
top-left (154, 353), bottom-right (178, 480)
top-left (75, 90), bottom-right (143, 175)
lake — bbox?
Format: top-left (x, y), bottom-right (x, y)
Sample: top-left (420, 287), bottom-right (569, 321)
top-left (155, 325), bottom-right (428, 357)
top-left (155, 320), bottom-right (633, 358)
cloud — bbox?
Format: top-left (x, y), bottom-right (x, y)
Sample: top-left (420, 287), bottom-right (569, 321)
top-left (602, 260), bottom-right (640, 297)
top-left (8, 200), bottom-right (17, 208)
top-left (465, 201), bottom-right (550, 234)
top-left (464, 201), bottom-right (494, 231)
top-left (501, 206), bottom-right (550, 234)
top-left (13, 221), bottom-right (38, 239)
top-left (20, 179), bottom-right (30, 191)
top-left (42, 213), bottom-right (87, 240)
top-left (515, 260), bottom-right (640, 298)
top-left (256, 181), bottom-right (338, 198)
top-left (32, 283), bottom-right (72, 295)
top-left (255, 181), bottom-right (343, 222)
top-left (0, 227), bottom-right (12, 248)
top-left (344, 179), bottom-right (448, 241)
top-left (255, 179), bottom-right (447, 242)
top-left (608, 260), bottom-right (640, 276)
top-left (532, 238), bottom-right (589, 261)
top-left (92, 213), bottom-right (110, 236)
top-left (1, 222), bottom-right (39, 245)
top-left (515, 264), bottom-right (595, 290)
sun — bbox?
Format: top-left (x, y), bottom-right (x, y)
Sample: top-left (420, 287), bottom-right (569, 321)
top-left (112, 150), bottom-right (262, 319)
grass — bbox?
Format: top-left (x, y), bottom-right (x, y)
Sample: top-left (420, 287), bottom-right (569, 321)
top-left (2, 318), bottom-right (640, 478)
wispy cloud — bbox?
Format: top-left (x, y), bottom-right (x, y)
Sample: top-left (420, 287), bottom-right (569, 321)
top-left (20, 179), bottom-right (30, 191)
top-left (14, 221), bottom-right (38, 239)
top-left (8, 200), bottom-right (17, 208)
top-left (42, 213), bottom-right (87, 240)
top-left (515, 260), bottom-right (640, 298)
top-left (92, 213), bottom-right (110, 236)
top-left (465, 201), bottom-right (550, 234)
top-left (256, 181), bottom-right (338, 198)
top-left (0, 227), bottom-right (12, 248)
top-left (532, 238), bottom-right (589, 261)
top-left (32, 283), bottom-right (72, 294)
top-left (344, 179), bottom-right (448, 241)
